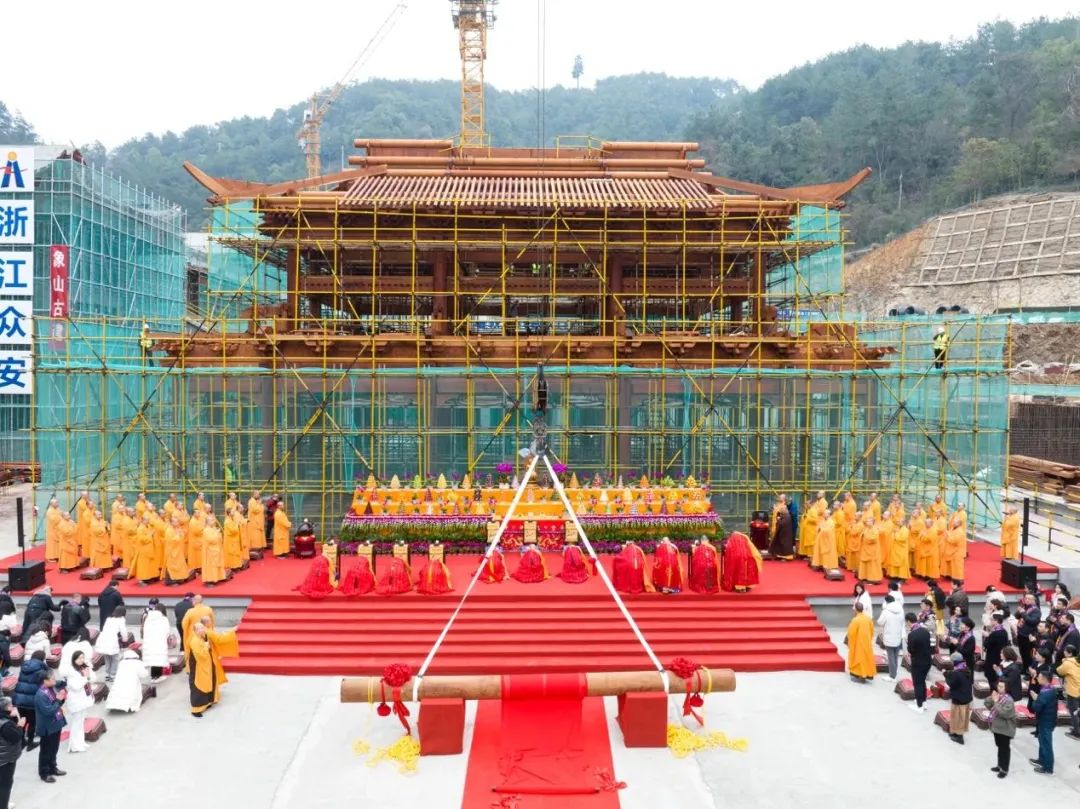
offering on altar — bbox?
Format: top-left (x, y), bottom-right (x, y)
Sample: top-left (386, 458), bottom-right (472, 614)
top-left (437, 473), bottom-right (447, 489)
top-left (390, 474), bottom-right (401, 489)
top-left (569, 473), bottom-right (580, 488)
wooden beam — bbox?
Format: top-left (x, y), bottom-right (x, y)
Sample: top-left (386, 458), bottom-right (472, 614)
top-left (340, 668), bottom-right (736, 702)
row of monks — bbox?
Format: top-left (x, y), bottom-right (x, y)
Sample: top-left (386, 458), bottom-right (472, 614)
top-left (43, 491), bottom-right (295, 584)
top-left (768, 491), bottom-right (1022, 582)
top-left (295, 532), bottom-right (763, 598)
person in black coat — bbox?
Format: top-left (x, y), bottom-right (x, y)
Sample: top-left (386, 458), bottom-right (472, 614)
top-left (906, 612), bottom-right (933, 711)
top-left (20, 589), bottom-right (60, 644)
top-left (0, 588), bottom-right (15, 619)
top-left (948, 616), bottom-right (978, 672)
top-left (945, 651), bottom-right (974, 744)
top-left (174, 593), bottom-right (194, 653)
top-left (1016, 594), bottom-right (1041, 669)
top-left (32, 672), bottom-right (66, 783)
top-left (12, 650), bottom-right (46, 748)
top-left (96, 582), bottom-right (124, 630)
top-left (997, 647), bottom-right (1025, 702)
top-left (0, 696), bottom-right (25, 809)
top-left (983, 612), bottom-right (1010, 691)
top-left (1053, 614), bottom-right (1079, 667)
top-left (58, 594), bottom-right (90, 644)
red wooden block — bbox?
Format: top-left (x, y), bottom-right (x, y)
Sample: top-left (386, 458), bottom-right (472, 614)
top-left (1, 675), bottom-right (16, 696)
top-left (60, 716), bottom-right (106, 743)
top-left (1014, 705), bottom-right (1035, 727)
top-left (92, 682), bottom-right (109, 703)
top-left (616, 691), bottom-right (668, 748)
top-left (874, 655), bottom-right (888, 673)
top-left (8, 645), bottom-right (24, 667)
top-left (418, 698), bottom-right (465, 756)
top-left (933, 709), bottom-right (951, 732)
top-left (46, 645), bottom-right (62, 669)
top-left (894, 678), bottom-right (915, 700)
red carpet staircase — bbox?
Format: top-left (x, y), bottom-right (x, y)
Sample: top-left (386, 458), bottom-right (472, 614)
top-left (228, 593), bottom-right (842, 676)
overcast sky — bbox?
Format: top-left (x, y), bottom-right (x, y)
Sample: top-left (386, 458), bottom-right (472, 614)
top-left (6, 0), bottom-right (1077, 148)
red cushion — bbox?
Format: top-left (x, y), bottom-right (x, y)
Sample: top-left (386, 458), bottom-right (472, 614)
top-left (7, 645), bottom-right (24, 666)
top-left (1014, 705), bottom-right (1036, 727)
top-left (60, 716), bottom-right (106, 743)
top-left (972, 708), bottom-right (991, 730)
top-left (973, 680), bottom-right (991, 699)
top-left (933, 710), bottom-right (951, 731)
top-left (894, 678), bottom-right (915, 700)
top-left (0, 675), bottom-right (16, 696)
top-left (92, 682), bottom-right (109, 703)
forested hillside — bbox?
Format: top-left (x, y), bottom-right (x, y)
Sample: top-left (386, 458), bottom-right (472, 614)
top-left (4, 16), bottom-right (1078, 244)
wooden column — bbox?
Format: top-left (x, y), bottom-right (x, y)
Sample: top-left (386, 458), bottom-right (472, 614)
top-left (432, 253), bottom-right (449, 336)
top-left (286, 247), bottom-right (300, 331)
top-left (750, 248), bottom-right (764, 337)
top-left (608, 256), bottom-right (625, 337)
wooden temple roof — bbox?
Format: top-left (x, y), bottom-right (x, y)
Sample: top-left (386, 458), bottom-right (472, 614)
top-left (184, 139), bottom-right (870, 212)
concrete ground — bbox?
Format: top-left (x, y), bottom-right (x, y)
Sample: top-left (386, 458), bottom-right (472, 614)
top-left (3, 667), bottom-right (1078, 809)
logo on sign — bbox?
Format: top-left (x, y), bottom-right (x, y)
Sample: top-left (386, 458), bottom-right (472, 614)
top-left (0, 151), bottom-right (26, 189)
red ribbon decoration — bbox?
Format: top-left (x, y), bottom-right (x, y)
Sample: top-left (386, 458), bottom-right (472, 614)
top-left (666, 657), bottom-right (705, 727)
top-left (378, 663), bottom-right (414, 734)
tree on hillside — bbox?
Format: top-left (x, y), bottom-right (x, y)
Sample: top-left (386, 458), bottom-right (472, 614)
top-left (573, 55), bottom-right (584, 89)
top-left (0, 102), bottom-right (36, 143)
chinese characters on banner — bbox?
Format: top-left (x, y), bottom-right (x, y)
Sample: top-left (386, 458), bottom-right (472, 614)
top-left (0, 145), bottom-right (35, 394)
top-left (48, 244), bottom-right (68, 350)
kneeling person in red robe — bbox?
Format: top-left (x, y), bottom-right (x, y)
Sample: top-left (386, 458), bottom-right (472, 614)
top-left (478, 547), bottom-right (507, 583)
top-left (557, 543), bottom-right (594, 584)
top-left (416, 557), bottom-right (453, 595)
top-left (612, 541), bottom-right (651, 594)
top-left (651, 536), bottom-right (685, 594)
top-left (721, 531), bottom-right (762, 593)
top-left (511, 542), bottom-right (548, 583)
top-left (689, 536), bottom-right (721, 594)
top-left (339, 556), bottom-right (376, 596)
top-left (376, 556), bottom-right (413, 595)
top-left (294, 554), bottom-right (335, 599)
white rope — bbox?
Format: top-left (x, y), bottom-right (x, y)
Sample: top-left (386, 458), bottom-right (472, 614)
top-left (411, 454), bottom-right (541, 702)
top-left (542, 454), bottom-right (671, 693)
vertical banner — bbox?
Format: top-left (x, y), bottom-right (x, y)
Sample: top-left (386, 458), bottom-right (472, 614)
top-left (48, 245), bottom-right (69, 349)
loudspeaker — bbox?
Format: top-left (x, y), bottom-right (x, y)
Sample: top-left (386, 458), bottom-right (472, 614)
top-left (15, 497), bottom-right (23, 548)
top-left (8, 560), bottom-right (46, 592)
top-left (1001, 559), bottom-right (1037, 590)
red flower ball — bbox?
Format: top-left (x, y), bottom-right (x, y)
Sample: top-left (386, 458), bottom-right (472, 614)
top-left (376, 703), bottom-right (391, 717)
top-left (666, 657), bottom-right (699, 681)
top-left (382, 663), bottom-right (414, 688)
top-left (688, 694), bottom-right (704, 708)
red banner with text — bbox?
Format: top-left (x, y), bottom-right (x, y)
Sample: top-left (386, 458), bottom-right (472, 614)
top-left (48, 244), bottom-right (69, 349)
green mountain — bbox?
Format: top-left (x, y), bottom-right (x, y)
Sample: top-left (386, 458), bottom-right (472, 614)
top-left (7, 16), bottom-right (1079, 246)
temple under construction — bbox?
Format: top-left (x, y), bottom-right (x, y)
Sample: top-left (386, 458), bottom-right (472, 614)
top-left (28, 136), bottom-right (1011, 532)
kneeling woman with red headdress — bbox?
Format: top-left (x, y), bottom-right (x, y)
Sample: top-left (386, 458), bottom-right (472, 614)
top-left (339, 556), bottom-right (376, 597)
top-left (689, 536), bottom-right (721, 594)
top-left (511, 542), bottom-right (548, 583)
top-left (294, 554), bottom-right (335, 599)
top-left (415, 557), bottom-right (454, 595)
top-left (612, 541), bottom-right (652, 594)
top-left (376, 554), bottom-right (413, 595)
top-left (721, 530), bottom-right (762, 593)
top-left (651, 536), bottom-right (685, 594)
top-left (478, 547), bottom-right (507, 583)
top-left (557, 543), bottom-right (595, 584)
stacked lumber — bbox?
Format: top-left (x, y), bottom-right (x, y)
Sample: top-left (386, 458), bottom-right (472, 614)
top-left (1009, 454), bottom-right (1079, 496)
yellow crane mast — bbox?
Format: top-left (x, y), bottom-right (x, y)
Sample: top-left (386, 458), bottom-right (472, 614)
top-left (297, 3), bottom-right (408, 178)
top-left (450, 0), bottom-right (497, 149)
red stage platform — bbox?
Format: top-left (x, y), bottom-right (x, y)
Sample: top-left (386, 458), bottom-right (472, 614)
top-left (1, 541), bottom-right (1054, 678)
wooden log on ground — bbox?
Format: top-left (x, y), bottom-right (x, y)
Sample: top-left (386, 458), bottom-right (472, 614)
top-left (340, 668), bottom-right (736, 703)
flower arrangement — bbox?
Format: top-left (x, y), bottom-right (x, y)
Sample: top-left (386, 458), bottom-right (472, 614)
top-left (551, 462), bottom-right (568, 476)
top-left (495, 462), bottom-right (514, 484)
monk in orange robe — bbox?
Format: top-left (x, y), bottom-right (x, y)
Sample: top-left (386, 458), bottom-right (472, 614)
top-left (846, 602), bottom-right (876, 682)
top-left (613, 541), bottom-right (652, 594)
top-left (376, 556), bottom-right (413, 595)
top-left (942, 517), bottom-right (966, 582)
top-left (832, 500), bottom-right (847, 561)
top-left (557, 543), bottom-right (593, 584)
top-left (915, 517), bottom-right (941, 579)
top-left (857, 515), bottom-right (883, 584)
top-left (815, 510), bottom-right (839, 571)
top-left (223, 511), bottom-right (245, 571)
top-left (416, 555), bottom-right (454, 594)
top-left (131, 517), bottom-right (159, 582)
top-left (201, 523), bottom-right (227, 585)
top-left (846, 515), bottom-right (864, 574)
top-left (163, 519), bottom-right (191, 584)
top-left (44, 499), bottom-right (62, 563)
top-left (76, 497), bottom-right (94, 557)
top-left (181, 595), bottom-right (215, 651)
top-left (886, 521), bottom-right (910, 580)
top-left (247, 491), bottom-right (266, 551)
top-left (1000, 506), bottom-right (1020, 559)
top-left (58, 513), bottom-right (80, 571)
top-left (650, 536), bottom-right (684, 593)
top-left (340, 556), bottom-right (376, 596)
top-left (479, 547), bottom-right (507, 583)
top-left (187, 510), bottom-right (206, 571)
top-left (295, 554), bottom-right (335, 599)
top-left (878, 512), bottom-right (895, 571)
top-left (689, 537), bottom-right (721, 594)
top-left (89, 510), bottom-right (113, 569)
top-left (273, 505), bottom-right (292, 557)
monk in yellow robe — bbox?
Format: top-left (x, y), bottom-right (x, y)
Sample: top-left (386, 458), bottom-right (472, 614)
top-left (110, 495), bottom-right (125, 525)
top-left (58, 513), bottom-right (81, 571)
top-left (223, 511), bottom-right (244, 571)
top-left (934, 514), bottom-right (948, 565)
top-left (908, 507), bottom-right (925, 570)
top-left (832, 501), bottom-right (847, 560)
top-left (842, 493), bottom-right (857, 524)
top-left (814, 510), bottom-right (839, 570)
top-left (201, 524), bottom-right (227, 585)
top-left (75, 491), bottom-right (91, 527)
top-left (76, 498), bottom-right (94, 557)
top-left (188, 621), bottom-right (238, 716)
top-left (187, 510), bottom-right (206, 571)
top-left (942, 518), bottom-right (966, 582)
top-left (181, 595), bottom-right (215, 651)
top-left (109, 508), bottom-right (125, 559)
top-left (120, 507), bottom-right (138, 569)
top-left (797, 493), bottom-right (824, 559)
top-left (846, 602), bottom-right (876, 682)
top-left (44, 499), bottom-right (62, 563)
top-left (236, 508), bottom-right (250, 557)
top-left (131, 518), bottom-right (160, 581)
top-left (930, 495), bottom-right (946, 521)
top-left (224, 492), bottom-right (239, 517)
top-left (886, 522), bottom-right (910, 580)
top-left (868, 493), bottom-right (882, 523)
top-left (150, 509), bottom-right (167, 574)
top-left (890, 496), bottom-right (905, 527)
top-left (134, 493), bottom-right (148, 520)
top-left (954, 504), bottom-right (967, 537)
top-left (273, 504), bottom-right (292, 557)
top-left (163, 519), bottom-right (190, 584)
top-left (89, 510), bottom-right (113, 569)
top-left (878, 512), bottom-right (895, 570)
top-left (846, 515), bottom-right (864, 574)
top-left (1000, 506), bottom-right (1020, 559)
top-left (205, 621), bottom-right (239, 699)
top-left (192, 493), bottom-right (207, 514)
top-left (915, 517), bottom-right (940, 579)
top-left (247, 492), bottom-right (266, 551)
top-left (857, 516), bottom-right (883, 584)
top-left (163, 494), bottom-right (178, 520)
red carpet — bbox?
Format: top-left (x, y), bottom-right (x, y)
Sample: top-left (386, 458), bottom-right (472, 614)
top-left (461, 695), bottom-right (620, 809)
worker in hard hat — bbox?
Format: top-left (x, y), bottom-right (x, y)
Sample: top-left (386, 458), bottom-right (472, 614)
top-left (932, 326), bottom-right (949, 370)
top-left (139, 322), bottom-right (154, 366)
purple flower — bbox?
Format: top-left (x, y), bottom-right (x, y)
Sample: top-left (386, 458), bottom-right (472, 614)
top-left (495, 462), bottom-right (514, 475)
top-left (551, 462), bottom-right (568, 475)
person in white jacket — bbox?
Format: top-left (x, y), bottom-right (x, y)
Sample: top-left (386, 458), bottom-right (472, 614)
top-left (140, 604), bottom-right (172, 683)
top-left (96, 606), bottom-right (129, 682)
top-left (876, 593), bottom-right (905, 681)
top-left (64, 650), bottom-right (96, 753)
top-left (58, 628), bottom-right (94, 683)
top-left (105, 649), bottom-right (149, 713)
top-left (24, 622), bottom-right (52, 659)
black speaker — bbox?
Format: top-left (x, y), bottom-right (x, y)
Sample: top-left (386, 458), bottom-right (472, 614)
top-left (15, 497), bottom-right (23, 548)
top-left (1001, 559), bottom-right (1037, 590)
top-left (8, 560), bottom-right (46, 592)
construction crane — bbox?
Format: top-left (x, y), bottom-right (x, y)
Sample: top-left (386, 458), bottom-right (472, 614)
top-left (450, 1), bottom-right (497, 149)
top-left (297, 3), bottom-right (408, 178)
